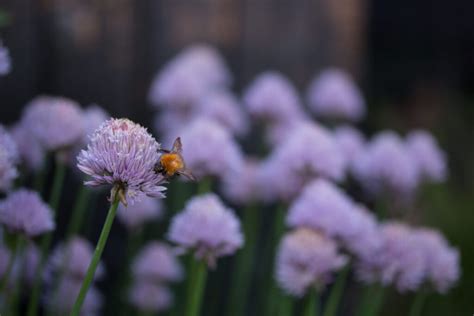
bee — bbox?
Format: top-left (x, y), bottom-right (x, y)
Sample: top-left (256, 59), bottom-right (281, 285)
top-left (155, 137), bottom-right (196, 181)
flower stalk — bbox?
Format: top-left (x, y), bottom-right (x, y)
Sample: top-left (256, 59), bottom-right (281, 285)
top-left (185, 259), bottom-right (208, 316)
top-left (70, 189), bottom-right (121, 316)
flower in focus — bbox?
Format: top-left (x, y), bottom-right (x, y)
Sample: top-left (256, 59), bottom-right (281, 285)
top-left (117, 196), bottom-right (164, 231)
top-left (45, 277), bottom-right (103, 316)
top-left (129, 281), bottom-right (173, 313)
top-left (276, 228), bottom-right (347, 297)
top-left (22, 96), bottom-right (84, 151)
top-left (175, 118), bottom-right (244, 181)
top-left (46, 237), bottom-right (106, 282)
top-left (243, 71), bottom-right (305, 125)
top-left (77, 118), bottom-right (167, 205)
top-left (352, 131), bottom-right (420, 198)
top-left (167, 193), bottom-right (244, 267)
top-left (194, 90), bottom-right (249, 137)
top-left (132, 241), bottom-right (183, 283)
top-left (259, 123), bottom-right (346, 202)
top-left (0, 124), bottom-right (19, 191)
top-left (0, 40), bottom-right (11, 75)
top-left (10, 122), bottom-right (45, 171)
top-left (406, 130), bottom-right (447, 183)
top-left (0, 188), bottom-right (54, 237)
top-left (306, 68), bottom-right (365, 122)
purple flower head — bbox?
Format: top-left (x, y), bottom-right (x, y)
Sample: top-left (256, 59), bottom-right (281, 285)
top-left (118, 196), bottom-right (164, 231)
top-left (153, 111), bottom-right (191, 146)
top-left (149, 45), bottom-right (231, 110)
top-left (22, 96), bottom-right (84, 151)
top-left (10, 122), bottom-right (45, 171)
top-left (276, 228), bottom-right (348, 297)
top-left (413, 228), bottom-right (460, 293)
top-left (307, 68), bottom-right (366, 122)
top-left (47, 237), bottom-right (105, 282)
top-left (352, 131), bottom-right (420, 198)
top-left (0, 41), bottom-right (11, 75)
top-left (0, 189), bottom-right (54, 237)
top-left (176, 118), bottom-right (244, 180)
top-left (287, 179), bottom-right (354, 237)
top-left (355, 222), bottom-right (426, 292)
top-left (167, 193), bottom-right (244, 267)
top-left (243, 71), bottom-right (306, 124)
top-left (45, 278), bottom-right (103, 316)
top-left (334, 125), bottom-right (367, 163)
top-left (221, 158), bottom-right (262, 204)
top-left (195, 90), bottom-right (249, 137)
top-left (340, 204), bottom-right (381, 259)
top-left (259, 123), bottom-right (346, 202)
top-left (176, 44), bottom-right (232, 87)
top-left (132, 241), bottom-right (183, 282)
top-left (0, 124), bottom-right (19, 191)
top-left (406, 130), bottom-right (447, 183)
top-left (129, 281), bottom-right (173, 312)
top-left (77, 118), bottom-right (167, 205)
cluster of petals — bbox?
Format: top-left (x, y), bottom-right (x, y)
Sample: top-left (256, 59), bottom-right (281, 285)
top-left (21, 96), bottom-right (84, 151)
top-left (0, 188), bottom-right (54, 237)
top-left (355, 222), bottom-right (460, 293)
top-left (276, 228), bottom-right (347, 297)
top-left (77, 118), bottom-right (166, 204)
top-left (167, 193), bottom-right (243, 267)
top-left (259, 123), bottom-right (346, 202)
top-left (306, 68), bottom-right (366, 122)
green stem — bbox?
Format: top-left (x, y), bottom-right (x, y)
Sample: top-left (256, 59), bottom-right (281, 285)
top-left (227, 203), bottom-right (259, 316)
top-left (408, 291), bottom-right (428, 316)
top-left (117, 229), bottom-right (144, 316)
top-left (357, 284), bottom-right (385, 316)
top-left (65, 186), bottom-right (91, 239)
top-left (264, 203), bottom-right (287, 316)
top-left (49, 160), bottom-right (66, 213)
top-left (278, 294), bottom-right (293, 316)
top-left (27, 160), bottom-right (66, 316)
top-left (9, 237), bottom-right (27, 316)
top-left (70, 194), bottom-right (121, 316)
top-left (303, 288), bottom-right (319, 316)
top-left (0, 245), bottom-right (15, 295)
top-left (185, 259), bottom-right (208, 316)
top-left (197, 177), bottom-right (212, 195)
top-left (33, 153), bottom-right (50, 196)
top-left (322, 265), bottom-right (350, 316)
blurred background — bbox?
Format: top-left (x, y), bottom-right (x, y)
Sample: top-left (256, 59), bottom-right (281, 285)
top-left (0, 0), bottom-right (473, 315)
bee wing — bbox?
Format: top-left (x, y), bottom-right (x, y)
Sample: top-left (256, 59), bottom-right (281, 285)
top-left (177, 169), bottom-right (196, 181)
top-left (172, 137), bottom-right (183, 154)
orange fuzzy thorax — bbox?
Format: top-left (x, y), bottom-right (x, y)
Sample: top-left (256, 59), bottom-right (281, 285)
top-left (160, 153), bottom-right (184, 176)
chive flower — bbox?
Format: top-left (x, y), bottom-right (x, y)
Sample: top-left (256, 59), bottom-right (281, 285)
top-left (276, 228), bottom-right (348, 297)
top-left (306, 68), bottom-right (366, 122)
top-left (22, 96), bottom-right (84, 151)
top-left (167, 194), bottom-right (244, 267)
top-left (0, 188), bottom-right (54, 237)
top-left (77, 118), bottom-right (167, 205)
